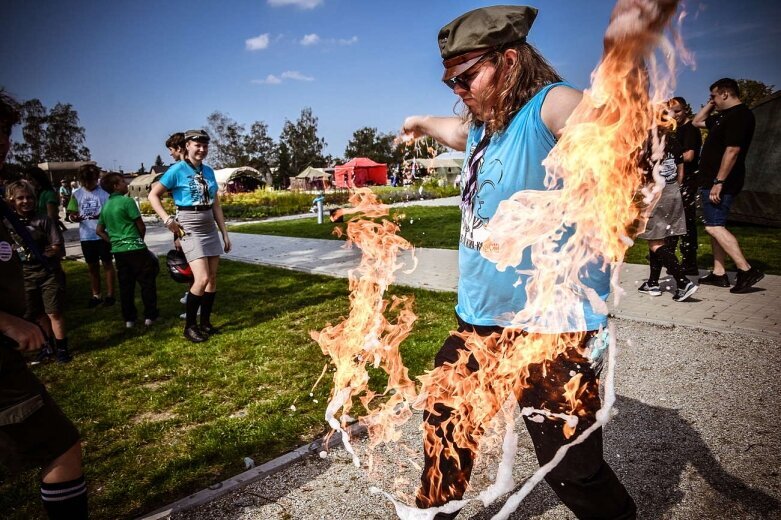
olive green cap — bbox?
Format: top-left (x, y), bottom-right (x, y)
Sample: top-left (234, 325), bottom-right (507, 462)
top-left (184, 129), bottom-right (210, 143)
top-left (438, 5), bottom-right (538, 80)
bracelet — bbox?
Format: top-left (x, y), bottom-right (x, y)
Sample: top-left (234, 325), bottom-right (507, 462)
top-left (164, 215), bottom-right (175, 225)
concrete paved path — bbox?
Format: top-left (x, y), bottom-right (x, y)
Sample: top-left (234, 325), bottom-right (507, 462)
top-left (64, 213), bottom-right (780, 339)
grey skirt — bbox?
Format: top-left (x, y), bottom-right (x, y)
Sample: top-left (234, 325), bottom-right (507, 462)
top-left (637, 182), bottom-right (687, 240)
top-left (176, 209), bottom-right (223, 261)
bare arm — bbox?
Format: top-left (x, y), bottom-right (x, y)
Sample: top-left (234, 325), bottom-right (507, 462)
top-left (677, 163), bottom-right (684, 185)
top-left (400, 116), bottom-right (469, 151)
top-left (134, 217), bottom-right (146, 239)
top-left (148, 182), bottom-right (182, 235)
top-left (715, 146), bottom-right (740, 182)
top-left (540, 85), bottom-right (583, 139)
top-left (692, 100), bottom-right (715, 129)
top-left (211, 197), bottom-right (231, 253)
top-left (681, 150), bottom-right (695, 163)
top-left (96, 223), bottom-right (110, 243)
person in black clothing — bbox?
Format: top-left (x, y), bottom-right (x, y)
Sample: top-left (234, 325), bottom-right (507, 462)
top-left (0, 90), bottom-right (88, 519)
top-left (692, 78), bottom-right (763, 293)
top-left (666, 96), bottom-right (701, 273)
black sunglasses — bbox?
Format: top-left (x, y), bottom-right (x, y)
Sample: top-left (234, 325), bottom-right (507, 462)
top-left (443, 54), bottom-right (491, 91)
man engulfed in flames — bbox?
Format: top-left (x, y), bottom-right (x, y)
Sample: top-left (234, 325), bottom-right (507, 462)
top-left (397, 2), bottom-right (679, 517)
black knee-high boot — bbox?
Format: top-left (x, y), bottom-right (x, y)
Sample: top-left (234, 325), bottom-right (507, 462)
top-left (185, 291), bottom-right (203, 329)
top-left (200, 291), bottom-right (216, 329)
top-left (648, 250), bottom-right (663, 285)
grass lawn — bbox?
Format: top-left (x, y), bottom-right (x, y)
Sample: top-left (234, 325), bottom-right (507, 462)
top-left (0, 259), bottom-right (456, 520)
top-left (232, 206), bottom-right (781, 275)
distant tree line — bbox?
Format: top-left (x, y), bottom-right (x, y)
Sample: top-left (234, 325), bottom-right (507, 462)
top-left (10, 98), bottom-right (91, 167)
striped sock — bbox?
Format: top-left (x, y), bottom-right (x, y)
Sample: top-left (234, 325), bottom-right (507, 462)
top-left (41, 475), bottom-right (88, 519)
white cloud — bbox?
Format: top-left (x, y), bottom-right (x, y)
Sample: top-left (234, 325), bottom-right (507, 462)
top-left (267, 0), bottom-right (323, 9)
top-left (251, 71), bottom-right (314, 85)
top-left (300, 33), bottom-right (320, 46)
top-left (245, 33), bottom-right (270, 51)
top-left (281, 70), bottom-right (314, 81)
top-left (252, 74), bottom-right (282, 85)
top-left (337, 36), bottom-right (358, 45)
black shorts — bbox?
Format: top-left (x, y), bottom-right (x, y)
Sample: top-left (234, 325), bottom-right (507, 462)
top-left (0, 347), bottom-right (80, 473)
top-left (81, 239), bottom-right (113, 265)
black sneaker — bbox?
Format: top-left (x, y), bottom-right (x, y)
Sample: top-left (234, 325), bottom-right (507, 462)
top-left (87, 295), bottom-right (103, 308)
top-left (698, 272), bottom-right (730, 287)
top-left (30, 345), bottom-right (54, 366)
top-left (200, 323), bottom-right (220, 335)
top-left (638, 281), bottom-right (662, 296)
top-left (103, 296), bottom-right (116, 307)
top-left (55, 347), bottom-right (73, 363)
top-left (730, 267), bottom-right (764, 294)
top-left (184, 326), bottom-right (208, 343)
top-left (673, 280), bottom-right (698, 302)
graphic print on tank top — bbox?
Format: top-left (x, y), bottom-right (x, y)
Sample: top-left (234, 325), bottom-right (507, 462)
top-left (460, 147), bottom-right (505, 251)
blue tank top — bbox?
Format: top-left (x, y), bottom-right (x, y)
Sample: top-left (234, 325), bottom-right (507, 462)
top-left (455, 82), bottom-right (610, 332)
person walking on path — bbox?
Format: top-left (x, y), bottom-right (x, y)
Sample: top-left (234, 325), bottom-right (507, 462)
top-left (67, 164), bottom-right (117, 307)
top-left (692, 78), bottom-right (763, 293)
top-left (636, 121), bottom-right (698, 302)
top-left (400, 6), bottom-right (635, 519)
top-left (0, 90), bottom-right (87, 520)
top-left (666, 96), bottom-right (701, 273)
top-left (148, 129), bottom-right (232, 343)
top-left (96, 173), bottom-right (159, 329)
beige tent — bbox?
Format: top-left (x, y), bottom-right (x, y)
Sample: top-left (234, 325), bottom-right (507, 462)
top-left (128, 172), bottom-right (165, 199)
top-left (290, 166), bottom-right (331, 190)
top-left (37, 160), bottom-right (97, 185)
top-left (214, 166), bottom-right (265, 193)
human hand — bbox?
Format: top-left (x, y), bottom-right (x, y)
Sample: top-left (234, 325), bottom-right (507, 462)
top-left (165, 218), bottom-right (184, 236)
top-left (709, 183), bottom-right (723, 204)
top-left (397, 115), bottom-right (427, 144)
top-left (223, 234), bottom-right (232, 253)
top-left (0, 313), bottom-right (46, 352)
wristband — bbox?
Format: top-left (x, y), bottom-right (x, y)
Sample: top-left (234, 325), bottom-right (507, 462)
top-left (164, 215), bottom-right (175, 225)
top-left (712, 179), bottom-right (725, 185)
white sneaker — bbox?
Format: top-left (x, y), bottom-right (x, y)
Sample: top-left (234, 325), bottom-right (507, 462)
top-left (180, 310), bottom-right (200, 320)
top-left (144, 318), bottom-right (155, 326)
top-left (125, 321), bottom-right (135, 329)
top-left (179, 292), bottom-right (188, 304)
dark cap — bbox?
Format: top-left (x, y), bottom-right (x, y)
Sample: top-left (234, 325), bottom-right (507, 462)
top-left (184, 129), bottom-right (210, 143)
top-left (439, 5), bottom-right (538, 81)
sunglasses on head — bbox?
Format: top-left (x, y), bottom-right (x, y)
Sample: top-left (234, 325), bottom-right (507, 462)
top-left (443, 54), bottom-right (491, 91)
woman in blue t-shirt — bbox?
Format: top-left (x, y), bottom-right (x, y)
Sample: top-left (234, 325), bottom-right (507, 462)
top-left (148, 129), bottom-right (231, 343)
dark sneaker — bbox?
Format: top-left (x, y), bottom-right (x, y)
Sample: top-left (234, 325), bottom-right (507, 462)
top-left (673, 281), bottom-right (698, 302)
top-left (200, 324), bottom-right (220, 335)
top-left (698, 272), bottom-right (730, 287)
top-left (30, 345), bottom-right (54, 366)
top-left (55, 347), bottom-right (73, 364)
top-left (638, 281), bottom-right (662, 296)
top-left (730, 267), bottom-right (764, 294)
top-left (87, 295), bottom-right (103, 308)
top-left (103, 296), bottom-right (116, 307)
top-left (184, 326), bottom-right (208, 343)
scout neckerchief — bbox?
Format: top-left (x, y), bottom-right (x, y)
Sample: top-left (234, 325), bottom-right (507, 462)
top-left (460, 129), bottom-right (491, 212)
top-left (0, 199), bottom-right (52, 271)
top-left (186, 161), bottom-right (211, 205)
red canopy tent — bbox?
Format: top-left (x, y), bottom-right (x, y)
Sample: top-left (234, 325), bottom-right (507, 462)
top-left (334, 158), bottom-right (388, 188)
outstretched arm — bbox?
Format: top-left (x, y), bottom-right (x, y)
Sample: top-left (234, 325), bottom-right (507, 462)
top-left (541, 85), bottom-right (584, 140)
top-left (400, 116), bottom-right (469, 151)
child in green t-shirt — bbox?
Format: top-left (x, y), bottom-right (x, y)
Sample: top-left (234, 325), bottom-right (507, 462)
top-left (96, 174), bottom-right (159, 328)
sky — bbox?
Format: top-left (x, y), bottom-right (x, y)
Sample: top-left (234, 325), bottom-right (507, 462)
top-left (2, 0), bottom-right (779, 172)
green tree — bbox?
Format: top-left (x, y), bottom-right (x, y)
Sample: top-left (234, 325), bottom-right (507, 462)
top-left (44, 103), bottom-right (91, 161)
top-left (736, 79), bottom-right (775, 108)
top-left (275, 141), bottom-right (292, 188)
top-left (154, 155), bottom-right (164, 169)
top-left (12, 99), bottom-right (47, 166)
top-left (206, 111), bottom-right (247, 168)
top-left (137, 162), bottom-right (146, 174)
top-left (279, 107), bottom-right (327, 184)
top-left (244, 121), bottom-right (276, 178)
top-left (344, 127), bottom-right (403, 169)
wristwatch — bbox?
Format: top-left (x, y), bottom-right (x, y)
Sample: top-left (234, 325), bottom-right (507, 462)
top-left (713, 179), bottom-right (725, 185)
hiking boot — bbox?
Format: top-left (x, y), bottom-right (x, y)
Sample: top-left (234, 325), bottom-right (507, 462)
top-left (730, 267), bottom-right (764, 294)
top-left (698, 272), bottom-right (730, 287)
top-left (638, 281), bottom-right (662, 296)
top-left (184, 326), bottom-right (208, 343)
top-left (673, 281), bottom-right (698, 302)
top-left (103, 296), bottom-right (116, 307)
top-left (55, 347), bottom-right (73, 364)
top-left (87, 295), bottom-right (103, 308)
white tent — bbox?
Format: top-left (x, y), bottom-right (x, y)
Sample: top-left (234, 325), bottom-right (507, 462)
top-left (214, 167), bottom-right (266, 193)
